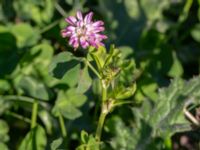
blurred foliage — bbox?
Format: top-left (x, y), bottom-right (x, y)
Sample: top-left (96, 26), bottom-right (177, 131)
top-left (0, 0), bottom-right (200, 150)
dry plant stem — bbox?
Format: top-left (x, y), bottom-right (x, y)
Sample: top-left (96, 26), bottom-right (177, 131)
top-left (183, 106), bottom-right (199, 126)
top-left (31, 100), bottom-right (38, 129)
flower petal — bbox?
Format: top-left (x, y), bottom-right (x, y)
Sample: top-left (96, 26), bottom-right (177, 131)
top-left (92, 21), bottom-right (104, 27)
top-left (80, 37), bottom-right (89, 49)
top-left (77, 11), bottom-right (83, 20)
top-left (61, 29), bottom-right (71, 37)
top-left (84, 12), bottom-right (93, 24)
top-left (66, 26), bottom-right (76, 32)
top-left (65, 16), bottom-right (77, 25)
top-left (92, 27), bottom-right (105, 33)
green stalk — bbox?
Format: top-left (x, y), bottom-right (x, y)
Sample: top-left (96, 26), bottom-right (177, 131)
top-left (85, 59), bottom-right (101, 79)
top-left (58, 112), bottom-right (67, 138)
top-left (6, 111), bottom-right (31, 124)
top-left (95, 81), bottom-right (107, 141)
top-left (31, 100), bottom-right (38, 129)
top-left (95, 111), bottom-right (107, 141)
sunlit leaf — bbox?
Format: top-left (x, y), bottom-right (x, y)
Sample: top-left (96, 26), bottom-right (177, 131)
top-left (50, 137), bottom-right (63, 150)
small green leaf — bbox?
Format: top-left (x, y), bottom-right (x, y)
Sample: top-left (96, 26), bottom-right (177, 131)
top-left (118, 46), bottom-right (134, 59)
top-left (52, 89), bottom-right (87, 120)
top-left (50, 137), bottom-right (63, 150)
top-left (90, 46), bottom-right (107, 70)
top-left (80, 130), bottom-right (89, 144)
top-left (19, 125), bottom-right (47, 150)
top-left (115, 83), bottom-right (136, 100)
top-left (76, 134), bottom-right (100, 150)
top-left (0, 120), bottom-right (9, 143)
top-left (167, 51), bottom-right (183, 77)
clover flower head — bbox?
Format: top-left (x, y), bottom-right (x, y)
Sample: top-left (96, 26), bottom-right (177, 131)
top-left (61, 11), bottom-right (107, 49)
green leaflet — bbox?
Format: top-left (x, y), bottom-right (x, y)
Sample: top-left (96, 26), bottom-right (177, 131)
top-left (19, 125), bottom-right (47, 150)
top-left (50, 137), bottom-right (63, 150)
top-left (52, 88), bottom-right (87, 120)
top-left (107, 76), bottom-right (200, 150)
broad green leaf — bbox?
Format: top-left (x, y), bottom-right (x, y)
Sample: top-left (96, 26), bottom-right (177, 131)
top-left (49, 51), bottom-right (80, 85)
top-left (21, 43), bottom-right (54, 69)
top-left (17, 76), bottom-right (50, 101)
top-left (61, 64), bottom-right (81, 87)
top-left (52, 89), bottom-right (87, 120)
top-left (105, 116), bottom-right (135, 150)
top-left (10, 23), bottom-right (40, 48)
top-left (0, 32), bottom-right (19, 76)
top-left (131, 76), bottom-right (200, 149)
top-left (50, 138), bottom-right (63, 150)
top-left (76, 66), bottom-right (92, 93)
top-left (136, 76), bottom-right (158, 101)
top-left (60, 104), bottom-right (82, 120)
top-left (19, 125), bottom-right (47, 150)
top-left (0, 142), bottom-right (8, 150)
top-left (49, 51), bottom-right (92, 92)
top-left (20, 42), bottom-right (57, 87)
top-left (13, 0), bottom-right (54, 26)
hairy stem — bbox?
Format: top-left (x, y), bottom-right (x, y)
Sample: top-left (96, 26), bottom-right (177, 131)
top-left (58, 112), bottom-right (67, 138)
top-left (31, 100), bottom-right (38, 129)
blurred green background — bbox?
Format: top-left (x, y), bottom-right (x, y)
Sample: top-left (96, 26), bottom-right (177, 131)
top-left (0, 0), bottom-right (200, 149)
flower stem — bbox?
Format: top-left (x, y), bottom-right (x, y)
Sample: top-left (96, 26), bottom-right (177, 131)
top-left (95, 111), bottom-right (107, 141)
top-left (58, 112), bottom-right (67, 138)
top-left (95, 82), bottom-right (108, 141)
top-left (6, 111), bottom-right (31, 123)
top-left (85, 59), bottom-right (101, 79)
top-left (31, 100), bottom-right (38, 129)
